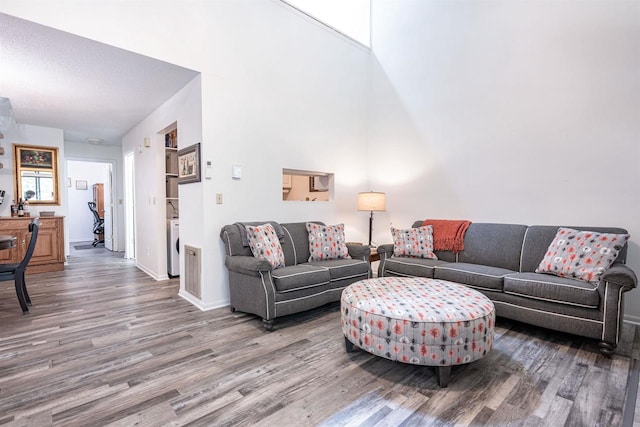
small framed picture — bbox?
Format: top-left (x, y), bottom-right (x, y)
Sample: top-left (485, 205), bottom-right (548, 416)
top-left (76, 180), bottom-right (88, 190)
top-left (178, 143), bottom-right (201, 184)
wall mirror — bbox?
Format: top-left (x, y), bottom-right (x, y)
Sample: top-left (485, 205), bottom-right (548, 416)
top-left (13, 144), bottom-right (60, 205)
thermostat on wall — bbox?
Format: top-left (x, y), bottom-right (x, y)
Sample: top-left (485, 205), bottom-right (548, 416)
top-left (205, 160), bottom-right (213, 179)
top-left (232, 164), bottom-right (242, 180)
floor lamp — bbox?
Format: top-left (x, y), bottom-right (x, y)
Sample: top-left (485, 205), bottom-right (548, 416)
top-left (357, 191), bottom-right (386, 247)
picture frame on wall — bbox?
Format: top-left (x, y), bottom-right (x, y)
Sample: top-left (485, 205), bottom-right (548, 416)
top-left (76, 180), bottom-right (88, 190)
top-left (13, 143), bottom-right (61, 205)
top-left (178, 143), bottom-right (201, 184)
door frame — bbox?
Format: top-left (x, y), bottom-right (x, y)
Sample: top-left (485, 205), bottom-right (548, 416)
top-left (65, 157), bottom-right (118, 251)
top-left (124, 152), bottom-right (136, 259)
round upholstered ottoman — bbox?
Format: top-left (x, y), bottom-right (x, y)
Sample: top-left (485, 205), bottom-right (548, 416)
top-left (341, 277), bottom-right (495, 387)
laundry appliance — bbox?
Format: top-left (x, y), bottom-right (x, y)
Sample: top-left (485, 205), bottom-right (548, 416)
top-left (167, 219), bottom-right (180, 277)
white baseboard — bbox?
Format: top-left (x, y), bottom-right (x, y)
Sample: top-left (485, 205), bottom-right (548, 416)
top-left (178, 290), bottom-right (229, 311)
top-left (136, 262), bottom-right (169, 281)
top-left (70, 238), bottom-right (96, 244)
top-left (624, 315), bottom-right (640, 326)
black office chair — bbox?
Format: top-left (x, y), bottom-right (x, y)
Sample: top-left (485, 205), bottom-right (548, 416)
top-left (88, 202), bottom-right (104, 247)
top-left (0, 218), bottom-right (39, 313)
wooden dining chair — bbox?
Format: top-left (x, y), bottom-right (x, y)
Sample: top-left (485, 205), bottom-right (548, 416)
top-left (0, 218), bottom-right (40, 313)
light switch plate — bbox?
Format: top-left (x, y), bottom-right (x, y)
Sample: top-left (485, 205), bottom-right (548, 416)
top-left (232, 164), bottom-right (242, 179)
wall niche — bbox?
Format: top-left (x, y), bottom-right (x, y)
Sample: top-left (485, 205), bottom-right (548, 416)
top-left (282, 169), bottom-right (332, 202)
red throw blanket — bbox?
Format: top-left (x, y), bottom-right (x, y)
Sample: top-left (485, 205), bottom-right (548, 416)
top-left (422, 219), bottom-right (471, 252)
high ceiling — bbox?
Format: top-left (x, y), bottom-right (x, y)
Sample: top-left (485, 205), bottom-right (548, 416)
top-left (0, 13), bottom-right (199, 145)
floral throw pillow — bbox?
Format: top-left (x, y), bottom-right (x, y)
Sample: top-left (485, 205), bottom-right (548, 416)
top-left (535, 227), bottom-right (629, 283)
top-left (246, 224), bottom-right (285, 269)
top-left (307, 223), bottom-right (351, 262)
top-left (391, 226), bottom-right (438, 259)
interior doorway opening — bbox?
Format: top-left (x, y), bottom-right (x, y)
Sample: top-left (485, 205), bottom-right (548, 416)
top-left (67, 159), bottom-right (115, 250)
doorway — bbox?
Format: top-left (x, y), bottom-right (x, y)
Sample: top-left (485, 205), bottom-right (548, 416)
top-left (67, 160), bottom-right (114, 250)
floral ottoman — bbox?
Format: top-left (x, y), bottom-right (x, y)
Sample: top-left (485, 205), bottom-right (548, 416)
top-left (341, 277), bottom-right (495, 387)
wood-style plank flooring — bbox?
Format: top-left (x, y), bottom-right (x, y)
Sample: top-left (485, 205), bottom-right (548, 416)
top-left (1, 246), bottom-right (639, 426)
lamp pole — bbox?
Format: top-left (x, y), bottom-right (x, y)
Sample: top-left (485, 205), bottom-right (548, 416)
top-left (368, 211), bottom-right (374, 247)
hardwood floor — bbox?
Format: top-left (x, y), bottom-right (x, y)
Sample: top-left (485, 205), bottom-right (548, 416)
top-left (0, 253), bottom-right (639, 426)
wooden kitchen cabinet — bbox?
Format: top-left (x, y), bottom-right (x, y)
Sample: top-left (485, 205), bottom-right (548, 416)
top-left (0, 216), bottom-right (65, 273)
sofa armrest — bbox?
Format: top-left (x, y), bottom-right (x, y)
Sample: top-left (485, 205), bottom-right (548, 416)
top-left (225, 255), bottom-right (273, 277)
top-left (601, 263), bottom-right (638, 292)
top-left (377, 244), bottom-right (394, 257)
top-left (347, 243), bottom-right (371, 261)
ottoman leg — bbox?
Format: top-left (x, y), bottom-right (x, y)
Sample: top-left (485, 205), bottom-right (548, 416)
top-left (345, 336), bottom-right (356, 353)
top-left (436, 366), bottom-right (451, 388)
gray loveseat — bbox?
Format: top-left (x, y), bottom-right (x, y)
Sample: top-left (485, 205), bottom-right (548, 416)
top-left (220, 221), bottom-right (370, 331)
top-left (377, 221), bottom-right (637, 356)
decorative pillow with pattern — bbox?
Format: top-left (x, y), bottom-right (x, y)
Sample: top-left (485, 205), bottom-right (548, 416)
top-left (306, 223), bottom-right (351, 261)
top-left (535, 227), bottom-right (629, 283)
top-left (391, 225), bottom-right (438, 259)
top-left (246, 223), bottom-right (286, 269)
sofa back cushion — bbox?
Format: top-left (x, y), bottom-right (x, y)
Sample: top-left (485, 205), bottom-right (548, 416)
top-left (412, 221), bottom-right (528, 270)
top-left (281, 221), bottom-right (325, 266)
top-left (520, 225), bottom-right (629, 273)
top-left (457, 223), bottom-right (529, 271)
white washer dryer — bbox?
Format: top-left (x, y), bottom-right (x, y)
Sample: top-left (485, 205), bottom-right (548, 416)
top-left (167, 219), bottom-right (180, 277)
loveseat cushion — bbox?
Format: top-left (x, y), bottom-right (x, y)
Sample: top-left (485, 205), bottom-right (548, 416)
top-left (434, 263), bottom-right (514, 291)
top-left (309, 259), bottom-right (369, 281)
top-left (503, 273), bottom-right (599, 308)
top-left (381, 257), bottom-right (446, 278)
top-left (271, 265), bottom-right (330, 293)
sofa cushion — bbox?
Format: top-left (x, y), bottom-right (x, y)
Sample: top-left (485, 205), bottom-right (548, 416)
top-left (391, 225), bottom-right (437, 259)
top-left (457, 223), bottom-right (529, 271)
top-left (281, 222), bottom-right (320, 265)
top-left (309, 259), bottom-right (369, 281)
top-left (534, 227), bottom-right (630, 284)
top-left (520, 225), bottom-right (629, 273)
top-left (382, 257), bottom-right (446, 278)
top-left (306, 223), bottom-right (351, 262)
top-left (434, 263), bottom-right (514, 291)
top-left (271, 264), bottom-right (331, 293)
top-left (246, 224), bottom-right (285, 269)
top-left (504, 273), bottom-right (599, 308)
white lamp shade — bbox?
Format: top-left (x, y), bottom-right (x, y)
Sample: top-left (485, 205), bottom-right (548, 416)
top-left (357, 191), bottom-right (386, 212)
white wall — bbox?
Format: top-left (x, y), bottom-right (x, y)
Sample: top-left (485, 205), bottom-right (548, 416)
top-left (0, 124), bottom-right (66, 216)
top-left (7, 1), bottom-right (635, 322)
top-left (0, 123), bottom-right (69, 246)
top-left (66, 160), bottom-right (109, 242)
top-left (369, 1), bottom-right (640, 320)
top-left (5, 1), bottom-right (371, 308)
top-left (122, 75), bottom-right (203, 281)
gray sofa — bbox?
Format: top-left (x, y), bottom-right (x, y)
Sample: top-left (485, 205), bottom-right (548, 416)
top-left (377, 221), bottom-right (638, 356)
top-left (220, 221), bottom-right (370, 331)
